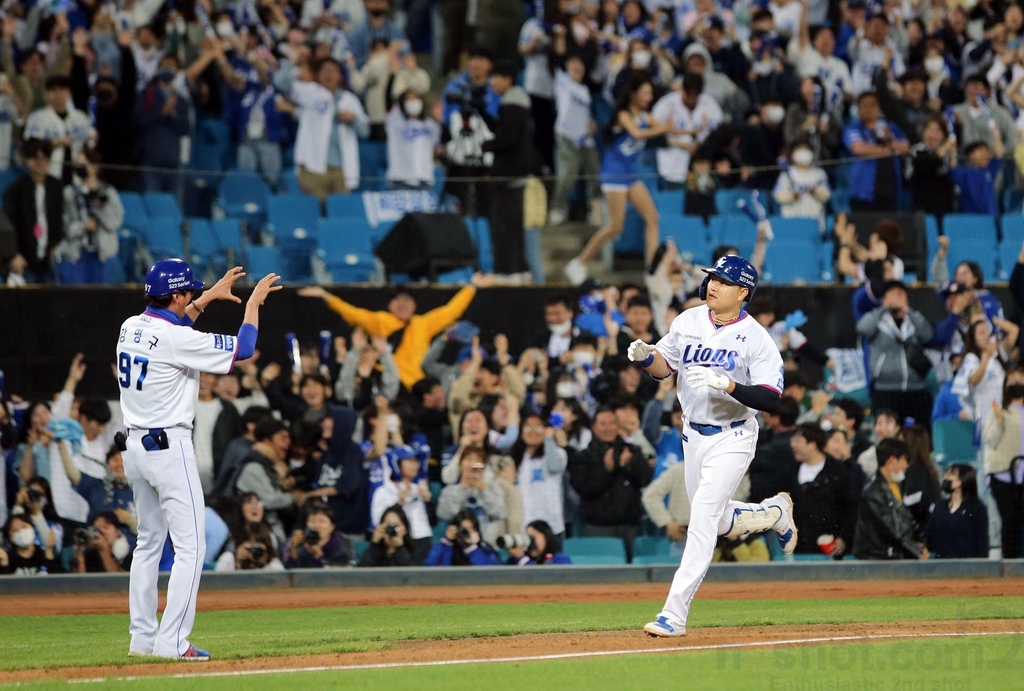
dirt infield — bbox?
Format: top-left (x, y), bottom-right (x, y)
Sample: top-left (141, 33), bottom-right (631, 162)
top-left (4, 578), bottom-right (1024, 617)
top-left (2, 619), bottom-right (1021, 685)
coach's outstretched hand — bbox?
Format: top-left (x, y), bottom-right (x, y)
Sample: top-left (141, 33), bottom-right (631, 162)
top-left (204, 267), bottom-right (246, 304)
top-left (627, 339), bottom-right (656, 363)
top-left (248, 273), bottom-right (283, 307)
top-left (685, 366), bottom-right (730, 391)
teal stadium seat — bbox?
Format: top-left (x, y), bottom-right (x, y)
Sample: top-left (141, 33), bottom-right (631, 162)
top-left (932, 419), bottom-right (977, 467)
top-left (562, 537), bottom-right (627, 565)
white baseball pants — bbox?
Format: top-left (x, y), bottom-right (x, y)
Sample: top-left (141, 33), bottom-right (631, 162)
top-left (657, 419), bottom-right (775, 627)
top-left (123, 429), bottom-right (206, 658)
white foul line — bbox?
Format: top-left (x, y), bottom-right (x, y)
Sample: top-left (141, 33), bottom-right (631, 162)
top-left (62, 629), bottom-right (1024, 684)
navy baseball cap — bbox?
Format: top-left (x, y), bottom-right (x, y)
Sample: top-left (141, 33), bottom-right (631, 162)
top-left (145, 258), bottom-right (205, 297)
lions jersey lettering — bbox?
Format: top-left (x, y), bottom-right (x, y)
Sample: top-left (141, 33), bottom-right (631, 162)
top-left (116, 311), bottom-right (238, 430)
top-left (654, 306), bottom-right (784, 424)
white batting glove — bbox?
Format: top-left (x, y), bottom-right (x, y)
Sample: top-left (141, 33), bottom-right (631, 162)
top-left (685, 366), bottom-right (731, 391)
top-left (627, 339), bottom-right (656, 364)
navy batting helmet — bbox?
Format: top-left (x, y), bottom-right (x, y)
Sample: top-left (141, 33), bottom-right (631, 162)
top-left (145, 259), bottom-right (205, 297)
top-left (698, 254), bottom-right (758, 301)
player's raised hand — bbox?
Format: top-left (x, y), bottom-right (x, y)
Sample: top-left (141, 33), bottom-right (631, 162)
top-left (248, 273), bottom-right (282, 306)
top-left (627, 339), bottom-right (656, 364)
top-left (204, 266), bottom-right (246, 304)
top-left (685, 366), bottom-right (731, 391)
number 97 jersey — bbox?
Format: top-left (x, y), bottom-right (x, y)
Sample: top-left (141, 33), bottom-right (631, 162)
top-left (116, 311), bottom-right (239, 431)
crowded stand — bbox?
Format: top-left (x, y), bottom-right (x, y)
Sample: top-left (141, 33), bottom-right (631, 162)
top-left (3, 0), bottom-right (1024, 574)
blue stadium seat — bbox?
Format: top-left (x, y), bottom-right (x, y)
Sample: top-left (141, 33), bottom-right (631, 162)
top-left (210, 218), bottom-right (243, 257)
top-left (830, 188), bottom-right (851, 214)
top-left (436, 267), bottom-right (475, 284)
top-left (245, 245), bottom-right (285, 279)
top-left (187, 218), bottom-right (219, 257)
top-left (217, 175), bottom-right (271, 226)
top-left (326, 193), bottom-right (366, 219)
top-left (316, 218), bottom-right (375, 283)
top-left (372, 220), bottom-right (396, 247)
top-left (142, 218), bottom-right (184, 258)
top-left (768, 216), bottom-right (820, 244)
top-left (119, 192), bottom-right (149, 234)
top-left (820, 240), bottom-right (835, 282)
top-left (1000, 214), bottom-right (1024, 279)
top-left (143, 192), bottom-right (183, 223)
top-left (278, 169), bottom-right (301, 194)
top-left (932, 419), bottom-right (977, 467)
top-left (267, 194), bottom-right (320, 249)
top-left (943, 213), bottom-right (997, 244)
top-left (946, 237), bottom-right (997, 282)
top-left (765, 240), bottom-right (820, 284)
top-left (651, 189), bottom-right (684, 216)
top-left (924, 214), bottom-right (939, 270)
top-left (1003, 187), bottom-right (1024, 214)
top-left (633, 536), bottom-right (671, 557)
top-left (358, 141), bottom-right (388, 191)
top-left (613, 207), bottom-right (646, 257)
top-left (562, 537), bottom-right (627, 565)
top-left (709, 213), bottom-right (756, 256)
top-left (0, 169), bottom-right (18, 196)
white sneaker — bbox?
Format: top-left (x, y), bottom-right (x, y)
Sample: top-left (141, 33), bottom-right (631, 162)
top-left (565, 257), bottom-right (587, 285)
top-left (768, 492), bottom-right (798, 555)
top-left (548, 209), bottom-right (568, 226)
top-left (643, 616), bottom-right (686, 637)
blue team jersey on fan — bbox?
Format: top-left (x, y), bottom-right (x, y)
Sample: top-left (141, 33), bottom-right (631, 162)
top-left (599, 112), bottom-right (650, 188)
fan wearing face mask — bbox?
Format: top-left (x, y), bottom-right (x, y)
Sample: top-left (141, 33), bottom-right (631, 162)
top-left (0, 514), bottom-right (60, 575)
top-left (385, 89), bottom-right (441, 190)
top-left (852, 438), bottom-right (929, 560)
top-left (772, 141), bottom-right (830, 227)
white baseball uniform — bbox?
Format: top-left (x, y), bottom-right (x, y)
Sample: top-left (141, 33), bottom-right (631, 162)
top-left (117, 308), bottom-right (239, 658)
top-left (652, 306), bottom-right (785, 628)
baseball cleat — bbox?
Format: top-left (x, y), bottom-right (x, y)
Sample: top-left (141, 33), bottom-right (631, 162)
top-left (770, 492), bottom-right (798, 555)
top-left (180, 646), bottom-right (211, 661)
top-left (643, 616), bottom-right (686, 637)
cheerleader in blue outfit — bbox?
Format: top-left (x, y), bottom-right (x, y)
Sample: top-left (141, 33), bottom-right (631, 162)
top-left (565, 79), bottom-right (681, 285)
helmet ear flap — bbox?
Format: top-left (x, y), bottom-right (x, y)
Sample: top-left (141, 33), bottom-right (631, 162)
top-left (699, 275), bottom-right (710, 301)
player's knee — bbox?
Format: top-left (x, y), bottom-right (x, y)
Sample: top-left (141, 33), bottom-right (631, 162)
top-left (646, 210), bottom-right (660, 226)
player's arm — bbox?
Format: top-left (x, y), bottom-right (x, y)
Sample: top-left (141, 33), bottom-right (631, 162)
top-left (183, 267), bottom-right (247, 325)
top-left (627, 339), bottom-right (674, 379)
top-left (685, 365), bottom-right (781, 412)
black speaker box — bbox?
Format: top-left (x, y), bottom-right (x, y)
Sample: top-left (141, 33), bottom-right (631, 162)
top-left (374, 212), bottom-right (477, 279)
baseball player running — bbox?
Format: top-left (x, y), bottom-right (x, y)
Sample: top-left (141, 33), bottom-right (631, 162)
top-left (117, 260), bottom-right (280, 660)
top-left (627, 254), bottom-right (797, 637)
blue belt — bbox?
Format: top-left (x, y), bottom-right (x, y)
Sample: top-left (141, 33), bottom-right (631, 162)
top-left (688, 420), bottom-right (745, 436)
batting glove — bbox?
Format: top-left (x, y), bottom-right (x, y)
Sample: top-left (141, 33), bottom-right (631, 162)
top-left (685, 366), bottom-right (731, 391)
top-left (627, 339), bottom-right (657, 365)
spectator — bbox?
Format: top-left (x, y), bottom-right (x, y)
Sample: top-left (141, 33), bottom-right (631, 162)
top-left (750, 396), bottom-right (800, 502)
top-left (849, 13), bottom-right (905, 96)
top-left (824, 427), bottom-right (869, 494)
top-left (436, 445), bottom-right (507, 543)
top-left (505, 519), bottom-right (572, 566)
top-left (852, 438), bottom-right (928, 560)
top-left (58, 150), bottom-right (123, 284)
top-left (682, 147), bottom-right (716, 220)
top-left (384, 90), bottom-right (440, 190)
top-left (925, 464), bottom-right (989, 559)
top-left (448, 336), bottom-right (526, 434)
top-left (336, 329), bottom-right (400, 410)
top-left (843, 91), bottom-right (910, 212)
top-left (788, 10), bottom-right (851, 107)
top-left (57, 442), bottom-right (134, 528)
top-left (905, 115), bottom-right (957, 218)
top-left (953, 75), bottom-right (1016, 156)
top-left (480, 60), bottom-right (533, 280)
top-left (782, 76), bottom-right (842, 161)
top-left (738, 98), bottom-right (788, 191)
top-left (290, 57), bottom-right (369, 201)
top-left (359, 504), bottom-right (417, 567)
top-left (24, 75), bottom-right (93, 186)
top-left (230, 51), bottom-right (291, 189)
top-left (549, 55), bottom-right (600, 228)
top-left (773, 140), bottom-right (831, 226)
top-left (950, 140), bottom-right (1003, 215)
top-left (952, 318), bottom-right (1009, 433)
top-left (652, 73), bottom-right (723, 189)
top-left (784, 423), bottom-right (857, 559)
top-left (901, 425), bottom-right (942, 533)
top-left (569, 407), bottom-right (651, 561)
top-left (369, 443), bottom-right (433, 561)
top-left (746, 30), bottom-right (800, 106)
top-left (215, 521), bottom-right (285, 571)
top-left (518, 11), bottom-right (554, 172)
top-left (982, 382), bottom-right (1024, 559)
top-left (856, 409), bottom-right (903, 479)
top-left (831, 398), bottom-right (872, 459)
top-left (307, 407), bottom-right (369, 542)
top-left (875, 69), bottom-right (936, 144)
top-left (411, 376), bottom-right (449, 463)
top-left (3, 139), bottom-right (64, 283)
top-left (550, 397), bottom-right (593, 452)
top-left (2, 15), bottom-right (71, 112)
top-left (424, 507), bottom-right (501, 566)
top-left (264, 370), bottom-right (333, 424)
top-left (0, 514), bottom-right (59, 576)
top-left (931, 259), bottom-right (1005, 334)
top-left (299, 279), bottom-right (487, 389)
top-left (10, 479), bottom-right (64, 551)
top-left (135, 54), bottom-right (190, 196)
top-left (510, 414), bottom-right (568, 537)
top-left (529, 292), bottom-right (579, 370)
top-left (71, 511), bottom-right (133, 573)
top-left (88, 27), bottom-right (138, 191)
top-left (233, 418), bottom-right (297, 542)
top-left (285, 503), bottom-right (354, 568)
top-left (210, 406), bottom-right (272, 499)
top-left (347, 0), bottom-right (406, 68)
top-left (856, 281), bottom-right (935, 426)
top-left (130, 23), bottom-right (163, 92)
top-left (932, 351), bottom-right (968, 423)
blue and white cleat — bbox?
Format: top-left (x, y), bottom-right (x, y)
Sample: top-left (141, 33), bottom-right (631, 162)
top-left (770, 492), bottom-right (798, 555)
top-left (643, 616), bottom-right (686, 637)
top-left (180, 646), bottom-right (211, 662)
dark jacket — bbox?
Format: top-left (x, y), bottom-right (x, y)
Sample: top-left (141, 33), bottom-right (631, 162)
top-left (925, 497), bottom-right (989, 559)
top-left (750, 428), bottom-right (796, 501)
top-left (135, 83), bottom-right (190, 168)
top-left (313, 407), bottom-right (368, 536)
top-left (264, 378), bottom-right (328, 424)
top-left (2, 174), bottom-right (65, 274)
top-left (285, 532), bottom-right (353, 568)
top-left (902, 462), bottom-right (941, 532)
top-left (212, 400), bottom-right (243, 476)
top-left (874, 70), bottom-right (937, 144)
top-left (358, 540), bottom-right (416, 567)
top-left (784, 457), bottom-right (859, 555)
top-left (424, 539), bottom-right (501, 566)
top-left (852, 474), bottom-right (924, 560)
top-left (569, 437), bottom-right (652, 526)
top-left (482, 86), bottom-right (534, 179)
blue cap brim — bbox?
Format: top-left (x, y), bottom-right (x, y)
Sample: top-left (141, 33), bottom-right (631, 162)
top-left (190, 280), bottom-right (205, 291)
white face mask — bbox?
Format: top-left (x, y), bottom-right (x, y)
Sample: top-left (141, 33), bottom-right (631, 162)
top-left (12, 527), bottom-right (36, 548)
top-left (925, 56), bottom-right (944, 74)
top-left (216, 22), bottom-right (235, 39)
top-left (968, 105), bottom-right (983, 118)
top-left (572, 351), bottom-right (596, 367)
top-left (890, 470), bottom-right (906, 483)
top-left (522, 371), bottom-right (536, 387)
top-left (112, 534), bottom-right (130, 562)
top-left (386, 414), bottom-right (400, 433)
top-left (764, 105), bottom-right (785, 125)
top-left (792, 148), bottom-right (814, 167)
top-left (572, 23), bottom-right (590, 44)
top-left (549, 320), bottom-right (572, 337)
top-left (555, 382), bottom-right (577, 399)
top-left (631, 51), bottom-right (652, 69)
top-left (404, 99), bottom-right (423, 117)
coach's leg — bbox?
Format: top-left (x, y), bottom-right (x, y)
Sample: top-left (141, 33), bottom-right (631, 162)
top-left (125, 445), bottom-right (166, 656)
top-left (153, 439), bottom-right (207, 658)
top-left (658, 428), bottom-right (757, 628)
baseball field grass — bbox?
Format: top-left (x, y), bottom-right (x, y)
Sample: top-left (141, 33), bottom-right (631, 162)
top-left (3, 594), bottom-right (1024, 689)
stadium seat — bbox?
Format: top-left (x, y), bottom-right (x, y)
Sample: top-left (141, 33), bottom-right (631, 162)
top-left (143, 192), bottom-right (183, 224)
top-left (316, 218), bottom-right (376, 283)
top-left (142, 218), bottom-right (184, 258)
top-left (119, 192), bottom-right (149, 234)
top-left (562, 537), bottom-right (627, 565)
top-left (768, 216), bottom-right (820, 244)
top-left (820, 240), bottom-right (835, 282)
top-left (210, 218), bottom-right (244, 258)
top-left (217, 174), bottom-right (271, 227)
top-left (1003, 187), bottom-right (1024, 214)
top-left (709, 213), bottom-right (756, 256)
top-left (358, 141), bottom-right (388, 191)
top-left (829, 188), bottom-right (850, 214)
top-left (943, 213), bottom-right (997, 244)
top-left (431, 521), bottom-right (448, 542)
top-left (245, 245), bottom-right (285, 279)
top-left (353, 540), bottom-right (370, 560)
top-left (651, 189), bottom-right (684, 216)
top-left (660, 214), bottom-right (707, 246)
top-left (932, 419), bottom-right (977, 467)
top-left (764, 240), bottom-right (820, 284)
top-left (633, 536), bottom-right (671, 558)
top-left (613, 206), bottom-right (646, 257)
top-left (186, 218), bottom-right (221, 272)
top-left (0, 169), bottom-right (18, 196)
top-left (1000, 214), bottom-right (1024, 279)
top-left (267, 194), bottom-right (320, 249)
top-left (326, 193), bottom-right (367, 219)
top-left (714, 188), bottom-right (757, 216)
top-left (924, 214), bottom-right (939, 273)
top-left (791, 554), bottom-right (831, 562)
top-left (946, 237), bottom-right (997, 282)
top-left (278, 169), bottom-right (301, 194)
